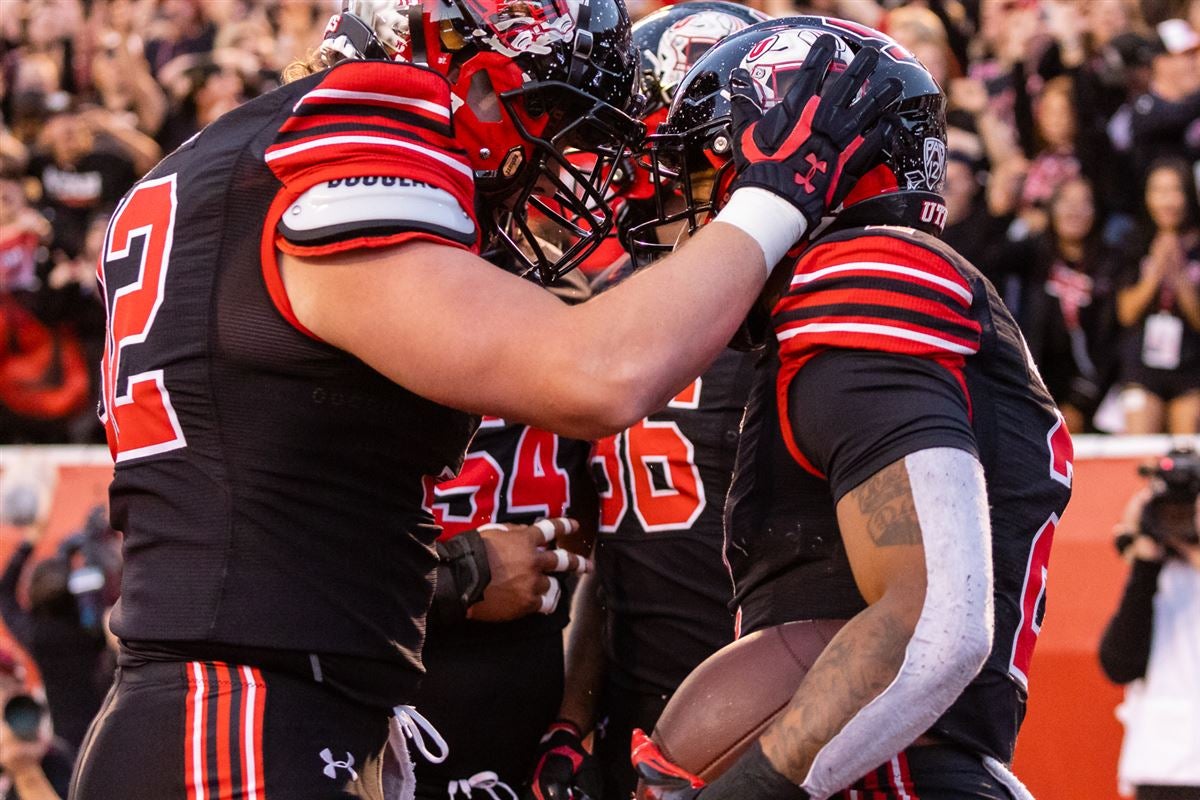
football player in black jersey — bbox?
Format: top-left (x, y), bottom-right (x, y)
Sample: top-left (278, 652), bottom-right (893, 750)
top-left (412, 272), bottom-right (601, 800)
top-left (630, 18), bottom-right (1073, 800)
top-left (525, 6), bottom-right (766, 800)
top-left (75, 0), bottom-right (903, 795)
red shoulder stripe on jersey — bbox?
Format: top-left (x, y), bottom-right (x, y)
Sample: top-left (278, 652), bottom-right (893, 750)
top-left (776, 319), bottom-right (980, 358)
top-left (275, 113), bottom-right (456, 150)
top-left (774, 287), bottom-right (982, 342)
top-left (291, 90), bottom-right (451, 126)
top-left (795, 235), bottom-right (972, 305)
top-left (266, 60), bottom-right (475, 225)
top-left (295, 60), bottom-right (452, 126)
top-left (788, 260), bottom-right (972, 308)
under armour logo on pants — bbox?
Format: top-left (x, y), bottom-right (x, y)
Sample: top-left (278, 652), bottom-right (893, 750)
top-left (319, 748), bottom-right (359, 780)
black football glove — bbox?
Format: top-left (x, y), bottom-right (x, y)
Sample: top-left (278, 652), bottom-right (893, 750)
top-left (526, 720), bottom-right (601, 800)
top-left (728, 35), bottom-right (903, 231)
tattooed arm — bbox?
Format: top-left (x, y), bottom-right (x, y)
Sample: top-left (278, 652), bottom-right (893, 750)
top-left (758, 458), bottom-right (928, 779)
top-left (753, 448), bottom-right (994, 799)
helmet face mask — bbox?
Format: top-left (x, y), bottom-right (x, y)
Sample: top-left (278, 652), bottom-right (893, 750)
top-left (626, 16), bottom-right (948, 267)
top-left (322, 0), bottom-right (646, 283)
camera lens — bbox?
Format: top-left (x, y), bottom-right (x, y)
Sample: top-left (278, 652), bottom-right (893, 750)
top-left (3, 695), bottom-right (44, 743)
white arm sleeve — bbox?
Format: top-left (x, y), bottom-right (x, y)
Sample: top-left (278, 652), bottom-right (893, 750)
top-left (800, 447), bottom-right (995, 800)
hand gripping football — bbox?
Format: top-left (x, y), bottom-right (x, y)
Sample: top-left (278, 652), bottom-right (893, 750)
top-left (638, 619), bottom-right (846, 792)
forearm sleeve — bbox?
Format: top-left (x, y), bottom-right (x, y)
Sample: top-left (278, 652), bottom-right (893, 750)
top-left (801, 449), bottom-right (994, 800)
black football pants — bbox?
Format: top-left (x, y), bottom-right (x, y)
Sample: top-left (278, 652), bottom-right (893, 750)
top-left (69, 659), bottom-right (400, 799)
top-left (836, 745), bottom-right (1026, 799)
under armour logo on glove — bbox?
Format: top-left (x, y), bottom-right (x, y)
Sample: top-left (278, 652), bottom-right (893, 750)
top-left (728, 35), bottom-right (903, 231)
top-left (319, 748), bottom-right (359, 781)
top-left (794, 153), bottom-right (828, 193)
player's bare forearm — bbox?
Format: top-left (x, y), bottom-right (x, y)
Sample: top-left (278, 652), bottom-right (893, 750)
top-left (563, 221), bottom-right (768, 423)
top-left (759, 599), bottom-right (912, 781)
top-left (558, 570), bottom-right (606, 731)
top-left (282, 225), bottom-right (766, 439)
top-left (761, 460), bottom-right (927, 783)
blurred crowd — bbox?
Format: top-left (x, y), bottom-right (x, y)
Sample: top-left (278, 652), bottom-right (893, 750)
top-left (0, 0), bottom-right (1199, 443)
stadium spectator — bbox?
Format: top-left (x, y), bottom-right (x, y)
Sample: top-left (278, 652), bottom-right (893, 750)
top-left (1100, 473), bottom-right (1200, 799)
top-left (1019, 76), bottom-right (1084, 234)
top-left (26, 111), bottom-right (136, 259)
top-left (940, 137), bottom-right (1012, 292)
top-left (1014, 176), bottom-right (1120, 432)
top-left (1129, 19), bottom-right (1200, 180)
top-left (142, 0), bottom-right (216, 76)
top-left (1114, 158), bottom-right (1200, 434)
top-left (87, 30), bottom-right (168, 138)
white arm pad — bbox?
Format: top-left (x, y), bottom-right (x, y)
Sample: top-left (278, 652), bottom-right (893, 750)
top-left (278, 177), bottom-right (475, 247)
top-left (801, 447), bottom-right (995, 800)
top-left (712, 187), bottom-right (807, 276)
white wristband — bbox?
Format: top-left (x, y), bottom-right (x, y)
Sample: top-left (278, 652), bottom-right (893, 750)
top-left (712, 187), bottom-right (808, 275)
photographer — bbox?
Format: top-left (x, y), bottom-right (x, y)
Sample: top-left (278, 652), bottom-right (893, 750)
top-left (0, 648), bottom-right (70, 800)
top-left (1099, 448), bottom-right (1200, 799)
top-left (0, 501), bottom-right (116, 751)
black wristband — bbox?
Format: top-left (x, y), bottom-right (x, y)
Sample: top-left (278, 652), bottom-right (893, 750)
top-left (701, 743), bottom-right (809, 800)
top-left (430, 529), bottom-right (492, 627)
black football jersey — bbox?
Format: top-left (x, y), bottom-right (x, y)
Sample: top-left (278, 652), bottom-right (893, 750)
top-left (593, 347), bottom-right (755, 696)
top-left (98, 61), bottom-right (481, 705)
top-left (725, 225), bottom-right (1074, 764)
top-left (426, 415), bottom-right (596, 643)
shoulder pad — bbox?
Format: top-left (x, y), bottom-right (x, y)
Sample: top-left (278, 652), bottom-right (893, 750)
top-left (278, 176), bottom-right (475, 248)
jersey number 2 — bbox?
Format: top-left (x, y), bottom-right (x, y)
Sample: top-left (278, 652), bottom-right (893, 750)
top-left (98, 175), bottom-right (186, 462)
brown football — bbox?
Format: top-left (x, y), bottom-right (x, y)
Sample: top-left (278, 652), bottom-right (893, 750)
top-left (644, 619), bottom-right (846, 786)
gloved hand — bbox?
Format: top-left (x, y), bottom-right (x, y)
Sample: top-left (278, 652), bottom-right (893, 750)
top-left (632, 730), bottom-right (811, 800)
top-left (526, 720), bottom-right (601, 800)
top-left (727, 35), bottom-right (903, 230)
top-left (631, 729), bottom-right (705, 800)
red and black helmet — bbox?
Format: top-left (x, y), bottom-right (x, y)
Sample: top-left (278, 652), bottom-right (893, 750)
top-left (626, 16), bottom-right (947, 265)
top-left (321, 0), bottom-right (646, 282)
top-left (632, 1), bottom-right (770, 121)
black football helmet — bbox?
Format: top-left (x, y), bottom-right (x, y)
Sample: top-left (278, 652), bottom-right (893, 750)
top-left (319, 0), bottom-right (646, 283)
top-left (633, 2), bottom-right (770, 120)
top-left (626, 16), bottom-right (947, 265)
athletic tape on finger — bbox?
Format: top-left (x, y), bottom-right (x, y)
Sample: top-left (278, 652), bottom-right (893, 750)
top-left (537, 520), bottom-right (568, 544)
top-left (539, 577), bottom-right (562, 615)
top-left (476, 523), bottom-right (509, 533)
top-left (552, 549), bottom-right (571, 572)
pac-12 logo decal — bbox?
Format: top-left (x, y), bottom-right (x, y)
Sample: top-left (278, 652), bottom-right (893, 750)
top-left (923, 138), bottom-right (947, 190)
